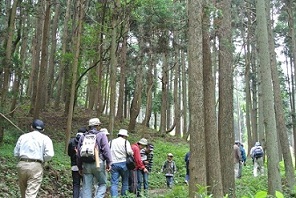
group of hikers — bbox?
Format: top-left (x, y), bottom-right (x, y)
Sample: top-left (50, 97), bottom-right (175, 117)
top-left (13, 118), bottom-right (186, 198)
top-left (234, 140), bottom-right (264, 179)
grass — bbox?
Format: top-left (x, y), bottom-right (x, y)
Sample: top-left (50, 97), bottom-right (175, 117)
top-left (0, 129), bottom-right (294, 198)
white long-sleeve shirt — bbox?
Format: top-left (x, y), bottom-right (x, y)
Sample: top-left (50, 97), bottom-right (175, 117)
top-left (14, 130), bottom-right (54, 162)
top-left (109, 137), bottom-right (133, 163)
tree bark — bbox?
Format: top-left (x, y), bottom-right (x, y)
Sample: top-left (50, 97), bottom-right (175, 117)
top-left (256, 0), bottom-right (282, 194)
top-left (34, 0), bottom-right (51, 119)
top-left (217, 0), bottom-right (235, 196)
top-left (108, 0), bottom-right (120, 134)
top-left (188, 0), bottom-right (206, 196)
top-left (268, 0), bottom-right (295, 191)
top-left (65, 0), bottom-right (85, 152)
top-left (203, 2), bottom-right (223, 196)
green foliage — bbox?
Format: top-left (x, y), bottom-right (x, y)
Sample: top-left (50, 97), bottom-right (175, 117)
top-left (0, 129), bottom-right (292, 197)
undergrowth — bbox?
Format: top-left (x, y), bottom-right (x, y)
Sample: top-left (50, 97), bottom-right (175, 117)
top-left (0, 129), bottom-right (294, 197)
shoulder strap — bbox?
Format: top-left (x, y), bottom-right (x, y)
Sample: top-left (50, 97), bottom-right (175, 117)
top-left (125, 139), bottom-right (127, 156)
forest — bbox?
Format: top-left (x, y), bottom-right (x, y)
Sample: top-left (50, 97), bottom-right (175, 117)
top-left (1, 0), bottom-right (296, 197)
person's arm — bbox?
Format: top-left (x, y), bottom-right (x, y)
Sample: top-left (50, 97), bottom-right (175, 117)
top-left (77, 136), bottom-right (84, 170)
top-left (132, 145), bottom-right (146, 170)
top-left (173, 161), bottom-right (177, 174)
top-left (67, 140), bottom-right (74, 157)
top-left (13, 136), bottom-right (21, 158)
top-left (44, 137), bottom-right (54, 162)
top-left (125, 140), bottom-right (134, 155)
top-left (99, 133), bottom-right (112, 166)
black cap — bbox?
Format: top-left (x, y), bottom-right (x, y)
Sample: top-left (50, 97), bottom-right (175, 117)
top-left (32, 119), bottom-right (44, 130)
top-left (78, 127), bottom-right (87, 133)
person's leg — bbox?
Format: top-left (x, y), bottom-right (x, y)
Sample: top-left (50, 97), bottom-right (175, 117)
top-left (120, 162), bottom-right (129, 196)
top-left (253, 159), bottom-right (259, 177)
top-left (257, 157), bottom-right (264, 176)
top-left (143, 172), bottom-right (149, 197)
top-left (17, 162), bottom-right (28, 198)
top-left (110, 163), bottom-right (120, 197)
top-left (137, 170), bottom-right (143, 197)
top-left (238, 162), bottom-right (242, 178)
top-left (72, 171), bottom-right (81, 198)
top-left (166, 176), bottom-right (170, 188)
top-left (25, 162), bottom-right (43, 198)
top-left (94, 162), bottom-right (107, 198)
top-left (82, 163), bottom-right (94, 198)
top-left (234, 162), bottom-right (239, 178)
top-left (168, 176), bottom-right (173, 188)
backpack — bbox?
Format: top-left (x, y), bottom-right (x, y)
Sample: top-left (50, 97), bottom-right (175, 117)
top-left (253, 147), bottom-right (263, 158)
top-left (80, 133), bottom-right (97, 163)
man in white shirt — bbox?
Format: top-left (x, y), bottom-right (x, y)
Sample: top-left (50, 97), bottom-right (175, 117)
top-left (14, 119), bottom-right (54, 198)
top-left (109, 129), bottom-right (133, 197)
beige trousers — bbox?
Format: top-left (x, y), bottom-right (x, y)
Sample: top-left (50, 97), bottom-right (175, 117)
top-left (17, 161), bottom-right (43, 198)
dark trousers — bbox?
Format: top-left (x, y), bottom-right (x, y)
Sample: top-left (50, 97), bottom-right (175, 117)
top-left (128, 170), bottom-right (137, 194)
top-left (72, 170), bottom-right (81, 198)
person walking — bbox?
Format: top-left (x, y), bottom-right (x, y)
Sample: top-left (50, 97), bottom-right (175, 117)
top-left (14, 119), bottom-right (54, 198)
top-left (184, 151), bottom-right (190, 185)
top-left (77, 118), bottom-right (112, 198)
top-left (129, 138), bottom-right (149, 196)
top-left (238, 143), bottom-right (246, 178)
top-left (161, 153), bottom-right (177, 188)
top-left (137, 143), bottom-right (154, 197)
top-left (234, 141), bottom-right (242, 179)
top-left (250, 142), bottom-right (264, 177)
top-left (68, 127), bottom-right (87, 198)
top-left (109, 129), bottom-right (133, 197)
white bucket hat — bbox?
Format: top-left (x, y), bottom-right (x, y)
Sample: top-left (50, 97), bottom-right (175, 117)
top-left (101, 128), bottom-right (110, 135)
top-left (88, 118), bottom-right (101, 126)
top-left (118, 129), bottom-right (129, 137)
top-left (167, 153), bottom-right (174, 157)
top-left (138, 138), bottom-right (148, 146)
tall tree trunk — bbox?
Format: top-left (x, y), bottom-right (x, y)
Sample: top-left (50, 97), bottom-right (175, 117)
top-left (1, 0), bottom-right (19, 107)
top-left (96, 2), bottom-right (107, 117)
top-left (267, 0), bottom-right (295, 191)
top-left (203, 2), bottom-right (223, 196)
top-left (181, 49), bottom-right (188, 137)
top-left (54, 0), bottom-right (71, 110)
top-left (173, 28), bottom-right (181, 137)
top-left (159, 51), bottom-right (168, 134)
top-left (255, 0), bottom-right (282, 194)
top-left (29, 0), bottom-right (43, 115)
top-left (65, 0), bottom-right (85, 152)
top-left (284, 0), bottom-right (296, 169)
top-left (10, 2), bottom-right (26, 118)
top-left (188, 0), bottom-right (206, 196)
top-left (217, 0), bottom-right (235, 196)
top-left (108, 0), bottom-right (120, 134)
top-left (47, 0), bottom-right (60, 104)
top-left (142, 42), bottom-right (154, 127)
top-left (34, 0), bottom-right (51, 118)
top-left (116, 17), bottom-right (129, 122)
top-left (128, 25), bottom-right (145, 132)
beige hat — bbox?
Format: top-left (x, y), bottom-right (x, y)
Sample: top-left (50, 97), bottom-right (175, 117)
top-left (167, 153), bottom-right (173, 157)
top-left (101, 128), bottom-right (110, 135)
top-left (138, 138), bottom-right (148, 146)
top-left (88, 118), bottom-right (101, 126)
top-left (118, 129), bottom-right (129, 137)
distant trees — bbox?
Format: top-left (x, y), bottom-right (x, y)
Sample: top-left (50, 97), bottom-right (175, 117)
top-left (1, 0), bottom-right (296, 196)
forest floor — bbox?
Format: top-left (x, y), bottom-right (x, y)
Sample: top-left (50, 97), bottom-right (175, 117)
top-left (0, 107), bottom-right (187, 198)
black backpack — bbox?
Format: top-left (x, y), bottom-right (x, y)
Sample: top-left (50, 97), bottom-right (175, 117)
top-left (253, 147), bottom-right (263, 158)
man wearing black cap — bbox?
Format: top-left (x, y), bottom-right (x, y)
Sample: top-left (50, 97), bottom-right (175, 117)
top-left (14, 119), bottom-right (54, 198)
top-left (68, 127), bottom-right (87, 198)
